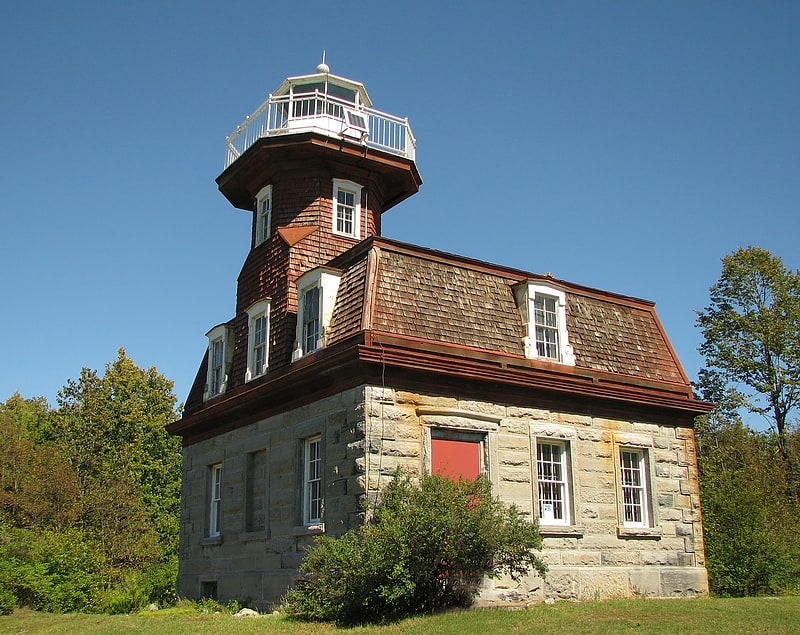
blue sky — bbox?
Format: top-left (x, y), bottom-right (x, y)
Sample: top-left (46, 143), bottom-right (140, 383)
top-left (1, 1), bottom-right (798, 412)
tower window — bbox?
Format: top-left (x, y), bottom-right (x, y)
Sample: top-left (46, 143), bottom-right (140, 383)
top-left (292, 267), bottom-right (342, 361)
top-left (255, 185), bottom-right (272, 246)
top-left (245, 300), bottom-right (270, 381)
top-left (332, 179), bottom-right (362, 239)
top-left (204, 324), bottom-right (233, 400)
top-left (302, 285), bottom-right (321, 354)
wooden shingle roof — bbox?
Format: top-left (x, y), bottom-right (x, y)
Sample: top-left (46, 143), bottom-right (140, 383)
top-left (328, 237), bottom-right (690, 387)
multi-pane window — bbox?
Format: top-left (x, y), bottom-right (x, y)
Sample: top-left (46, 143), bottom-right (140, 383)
top-left (534, 293), bottom-right (560, 359)
top-left (303, 437), bottom-right (322, 525)
top-left (537, 441), bottom-right (570, 524)
top-left (332, 179), bottom-right (361, 239)
top-left (515, 283), bottom-right (574, 365)
top-left (336, 188), bottom-right (355, 236)
top-left (302, 285), bottom-right (321, 354)
top-left (253, 314), bottom-right (267, 374)
top-left (209, 337), bottom-right (225, 395)
top-left (620, 449), bottom-right (649, 527)
top-left (246, 301), bottom-right (270, 381)
top-left (256, 185), bottom-right (272, 246)
top-left (209, 463), bottom-right (222, 537)
top-left (204, 325), bottom-right (231, 400)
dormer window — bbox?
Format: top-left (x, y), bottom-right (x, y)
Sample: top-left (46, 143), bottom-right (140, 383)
top-left (255, 185), bottom-right (272, 246)
top-left (204, 324), bottom-right (233, 400)
top-left (332, 179), bottom-right (362, 239)
top-left (292, 268), bottom-right (342, 360)
top-left (514, 282), bottom-right (575, 365)
top-left (245, 300), bottom-right (270, 381)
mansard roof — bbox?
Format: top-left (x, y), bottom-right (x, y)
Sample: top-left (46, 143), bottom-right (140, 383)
top-left (327, 237), bottom-right (688, 385)
top-left (173, 235), bottom-right (709, 444)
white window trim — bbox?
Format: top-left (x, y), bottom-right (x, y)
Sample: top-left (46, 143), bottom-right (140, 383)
top-left (255, 185), bottom-right (272, 246)
top-left (292, 267), bottom-right (341, 361)
top-left (245, 300), bottom-right (270, 382)
top-left (204, 324), bottom-right (232, 401)
top-left (303, 436), bottom-right (323, 527)
top-left (618, 447), bottom-right (651, 529)
top-left (209, 463), bottom-right (222, 538)
top-left (535, 439), bottom-right (571, 526)
top-left (332, 178), bottom-right (362, 239)
top-left (515, 282), bottom-right (575, 365)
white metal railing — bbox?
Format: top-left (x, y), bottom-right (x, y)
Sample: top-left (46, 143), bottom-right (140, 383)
top-left (224, 91), bottom-right (416, 169)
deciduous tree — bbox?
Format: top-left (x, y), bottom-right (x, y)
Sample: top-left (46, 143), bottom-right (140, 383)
top-left (696, 246), bottom-right (800, 459)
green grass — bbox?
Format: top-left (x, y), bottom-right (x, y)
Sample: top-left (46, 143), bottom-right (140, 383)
top-left (1, 597), bottom-right (799, 635)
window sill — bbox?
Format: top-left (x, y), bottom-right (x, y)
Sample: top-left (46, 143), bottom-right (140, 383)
top-left (539, 524), bottom-right (585, 538)
top-left (616, 526), bottom-right (662, 539)
top-left (293, 523), bottom-right (325, 536)
top-left (199, 535), bottom-right (222, 547)
top-left (239, 530), bottom-right (267, 542)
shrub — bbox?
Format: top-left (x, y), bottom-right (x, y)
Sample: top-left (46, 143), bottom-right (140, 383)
top-left (282, 473), bottom-right (546, 625)
top-left (0, 586), bottom-right (15, 616)
top-left (0, 527), bottom-right (107, 613)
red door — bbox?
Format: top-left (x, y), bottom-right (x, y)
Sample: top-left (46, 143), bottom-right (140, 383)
top-left (431, 438), bottom-right (481, 480)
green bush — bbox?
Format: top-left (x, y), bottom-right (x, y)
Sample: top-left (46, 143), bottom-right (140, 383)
top-left (282, 473), bottom-right (546, 625)
top-left (0, 585), bottom-right (16, 615)
top-left (0, 527), bottom-right (107, 613)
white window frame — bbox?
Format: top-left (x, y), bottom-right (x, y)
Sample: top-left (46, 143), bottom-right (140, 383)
top-left (255, 185), bottom-right (272, 246)
top-left (332, 179), bottom-right (362, 239)
top-left (536, 440), bottom-right (571, 526)
top-left (303, 436), bottom-right (323, 526)
top-left (302, 284), bottom-right (321, 355)
top-left (515, 282), bottom-right (575, 365)
top-left (204, 324), bottom-right (232, 400)
top-left (292, 267), bottom-right (341, 360)
top-left (245, 300), bottom-right (270, 382)
top-left (209, 463), bottom-right (222, 537)
top-left (619, 448), bottom-right (650, 528)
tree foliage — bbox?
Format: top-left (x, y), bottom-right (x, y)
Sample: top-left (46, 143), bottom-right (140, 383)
top-left (694, 383), bottom-right (800, 595)
top-left (0, 349), bottom-right (182, 613)
top-left (695, 255), bottom-right (800, 595)
top-left (282, 473), bottom-right (546, 625)
top-left (696, 246), bottom-right (800, 458)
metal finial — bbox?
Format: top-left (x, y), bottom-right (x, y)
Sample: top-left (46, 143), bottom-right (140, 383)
top-left (316, 51), bottom-right (330, 74)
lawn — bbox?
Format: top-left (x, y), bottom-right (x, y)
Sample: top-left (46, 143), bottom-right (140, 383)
top-left (1, 597), bottom-right (798, 635)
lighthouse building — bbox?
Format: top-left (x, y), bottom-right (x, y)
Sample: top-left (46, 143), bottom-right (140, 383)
top-left (168, 62), bottom-right (711, 608)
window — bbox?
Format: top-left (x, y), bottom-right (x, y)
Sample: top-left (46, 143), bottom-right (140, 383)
top-left (245, 449), bottom-right (267, 533)
top-left (536, 441), bottom-right (570, 525)
top-left (245, 300), bottom-right (270, 381)
top-left (292, 268), bottom-right (342, 360)
top-left (332, 179), bottom-right (362, 239)
top-left (534, 293), bottom-right (560, 359)
top-left (620, 449), bottom-right (649, 528)
top-left (302, 285), bottom-right (321, 354)
top-left (255, 185), bottom-right (272, 246)
top-left (204, 324), bottom-right (232, 400)
top-left (209, 463), bottom-right (222, 537)
top-left (514, 282), bottom-right (575, 365)
top-left (303, 437), bottom-right (322, 526)
top-left (431, 434), bottom-right (484, 480)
